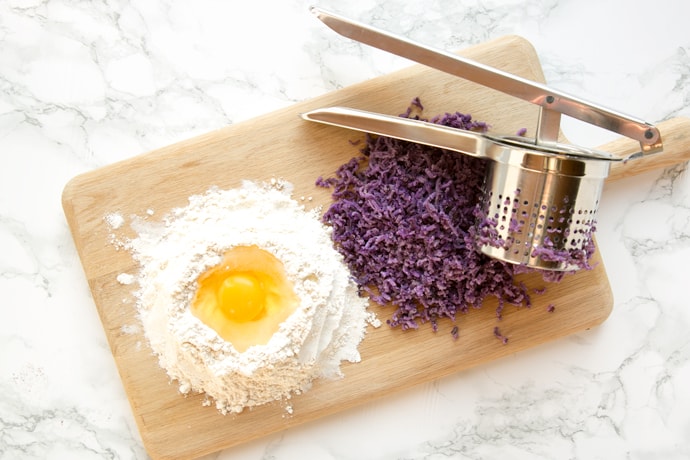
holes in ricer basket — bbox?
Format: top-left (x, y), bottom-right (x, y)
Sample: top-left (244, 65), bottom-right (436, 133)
top-left (511, 237), bottom-right (523, 255)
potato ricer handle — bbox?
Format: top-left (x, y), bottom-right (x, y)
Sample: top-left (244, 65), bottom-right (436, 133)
top-left (603, 117), bottom-right (690, 182)
top-left (302, 107), bottom-right (489, 158)
top-left (311, 6), bottom-right (663, 156)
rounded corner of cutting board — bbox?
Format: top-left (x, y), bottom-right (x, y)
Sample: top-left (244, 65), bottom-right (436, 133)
top-left (594, 257), bottom-right (616, 326)
top-left (485, 35), bottom-right (546, 83)
top-left (62, 165), bottom-right (119, 230)
top-left (61, 172), bottom-right (85, 223)
top-left (504, 34), bottom-right (540, 57)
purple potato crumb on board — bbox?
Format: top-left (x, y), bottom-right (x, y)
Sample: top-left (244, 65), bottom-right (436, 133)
top-left (493, 326), bottom-right (509, 344)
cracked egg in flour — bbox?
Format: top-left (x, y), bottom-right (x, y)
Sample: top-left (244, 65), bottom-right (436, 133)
top-left (191, 245), bottom-right (300, 353)
top-left (116, 181), bottom-right (376, 414)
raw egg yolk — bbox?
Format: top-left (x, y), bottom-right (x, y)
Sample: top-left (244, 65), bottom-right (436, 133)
top-left (217, 273), bottom-right (265, 322)
top-left (190, 245), bottom-right (299, 353)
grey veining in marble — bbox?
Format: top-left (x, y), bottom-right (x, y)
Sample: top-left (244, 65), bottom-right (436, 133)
top-left (1, 0), bottom-right (689, 459)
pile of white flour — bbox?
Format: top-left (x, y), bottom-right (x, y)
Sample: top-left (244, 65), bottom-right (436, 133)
top-left (113, 180), bottom-right (376, 414)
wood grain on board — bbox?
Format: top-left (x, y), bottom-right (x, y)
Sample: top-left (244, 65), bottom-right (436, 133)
top-left (63, 36), bottom-right (618, 460)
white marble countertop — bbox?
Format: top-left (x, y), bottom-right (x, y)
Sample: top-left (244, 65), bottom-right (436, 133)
top-left (2, 0), bottom-right (689, 459)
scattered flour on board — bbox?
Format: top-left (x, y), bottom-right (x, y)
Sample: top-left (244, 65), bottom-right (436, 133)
top-left (104, 212), bottom-right (124, 230)
top-left (121, 323), bottom-right (140, 335)
top-left (109, 180), bottom-right (378, 414)
top-left (116, 273), bottom-right (135, 285)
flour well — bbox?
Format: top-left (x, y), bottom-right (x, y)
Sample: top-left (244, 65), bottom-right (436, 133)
top-left (119, 180), bottom-right (374, 414)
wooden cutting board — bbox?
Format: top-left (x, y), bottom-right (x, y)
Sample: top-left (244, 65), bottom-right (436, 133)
top-left (62, 35), bottom-right (614, 460)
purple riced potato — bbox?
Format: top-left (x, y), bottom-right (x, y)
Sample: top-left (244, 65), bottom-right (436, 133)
top-left (316, 100), bottom-right (532, 332)
top-left (316, 99), bottom-right (594, 334)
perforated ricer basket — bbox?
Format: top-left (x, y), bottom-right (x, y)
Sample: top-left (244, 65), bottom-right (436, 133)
top-left (304, 7), bottom-right (665, 271)
top-left (476, 137), bottom-right (613, 271)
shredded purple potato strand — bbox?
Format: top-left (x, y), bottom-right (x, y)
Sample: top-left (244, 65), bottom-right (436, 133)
top-left (316, 99), bottom-right (532, 332)
top-left (493, 326), bottom-right (509, 344)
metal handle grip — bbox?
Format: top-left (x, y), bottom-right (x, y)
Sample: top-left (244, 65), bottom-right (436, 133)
top-left (604, 117), bottom-right (690, 182)
top-left (311, 6), bottom-right (663, 155)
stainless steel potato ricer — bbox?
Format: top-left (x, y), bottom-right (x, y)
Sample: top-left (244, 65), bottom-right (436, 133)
top-left (302, 7), bottom-right (663, 271)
